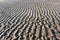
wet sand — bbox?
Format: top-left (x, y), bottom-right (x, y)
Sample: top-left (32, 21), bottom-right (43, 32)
top-left (0, 0), bottom-right (60, 40)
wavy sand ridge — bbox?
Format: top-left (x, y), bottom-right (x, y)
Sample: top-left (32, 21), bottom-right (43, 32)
top-left (0, 0), bottom-right (60, 40)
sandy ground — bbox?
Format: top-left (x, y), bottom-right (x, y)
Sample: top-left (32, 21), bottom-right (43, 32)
top-left (0, 0), bottom-right (60, 40)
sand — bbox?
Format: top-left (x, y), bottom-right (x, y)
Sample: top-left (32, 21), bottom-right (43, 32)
top-left (0, 0), bottom-right (60, 40)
